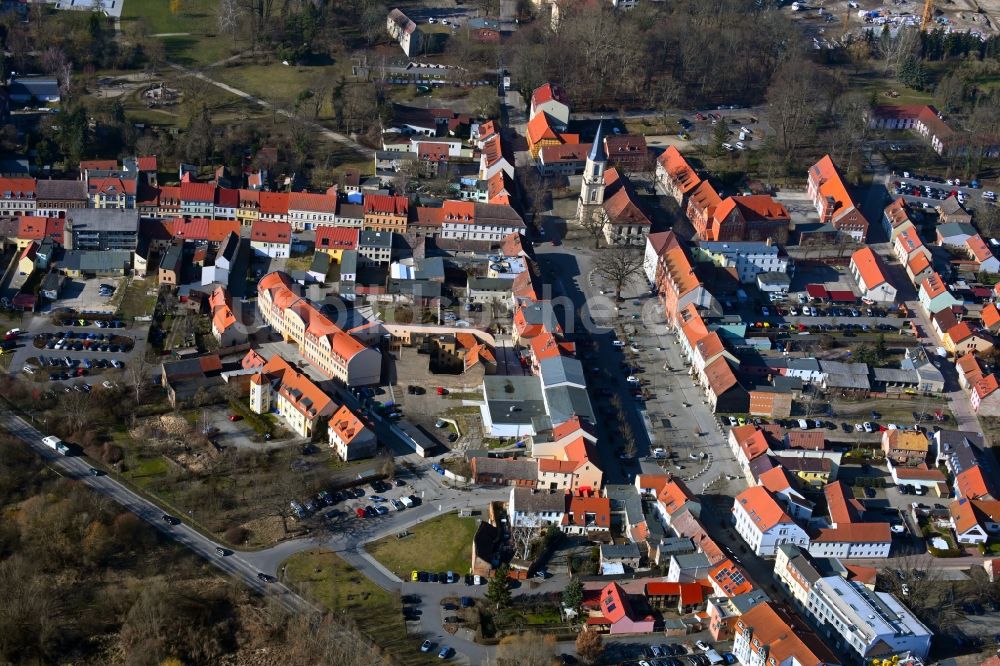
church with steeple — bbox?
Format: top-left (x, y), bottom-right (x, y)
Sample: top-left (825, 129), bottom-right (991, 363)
top-left (577, 121), bottom-right (607, 220)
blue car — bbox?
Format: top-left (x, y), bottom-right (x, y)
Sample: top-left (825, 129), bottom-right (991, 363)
top-left (438, 646), bottom-right (452, 659)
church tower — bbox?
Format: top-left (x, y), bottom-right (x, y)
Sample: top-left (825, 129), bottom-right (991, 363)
top-left (577, 121), bottom-right (607, 218)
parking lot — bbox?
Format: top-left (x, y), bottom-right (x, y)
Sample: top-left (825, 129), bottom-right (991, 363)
top-left (8, 319), bottom-right (144, 389)
top-left (51, 277), bottom-right (124, 313)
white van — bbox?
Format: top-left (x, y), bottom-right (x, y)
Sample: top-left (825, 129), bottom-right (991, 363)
top-left (798, 419), bottom-right (810, 429)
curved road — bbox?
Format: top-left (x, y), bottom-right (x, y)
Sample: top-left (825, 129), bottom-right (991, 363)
top-left (0, 411), bottom-right (315, 615)
top-left (3, 409), bottom-right (516, 663)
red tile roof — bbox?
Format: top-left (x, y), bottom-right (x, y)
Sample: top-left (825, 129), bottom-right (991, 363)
top-left (170, 217), bottom-right (240, 243)
top-left (258, 191), bottom-right (289, 215)
top-left (288, 191), bottom-right (337, 213)
top-left (136, 156), bottom-right (157, 171)
top-left (364, 194), bottom-right (409, 216)
top-left (250, 220), bottom-right (291, 244)
top-left (315, 226), bottom-right (359, 251)
top-left (180, 181), bottom-right (216, 203)
top-left (531, 83), bottom-right (568, 109)
top-left (984, 303), bottom-right (1000, 330)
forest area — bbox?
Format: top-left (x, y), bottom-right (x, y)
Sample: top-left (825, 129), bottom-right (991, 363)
top-left (0, 424), bottom-right (391, 666)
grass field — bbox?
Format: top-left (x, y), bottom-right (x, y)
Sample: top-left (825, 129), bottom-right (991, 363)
top-left (214, 63), bottom-right (340, 109)
top-left (366, 512), bottom-right (478, 578)
top-left (116, 277), bottom-right (159, 319)
top-left (282, 550), bottom-right (440, 666)
top-left (123, 0), bottom-right (235, 66)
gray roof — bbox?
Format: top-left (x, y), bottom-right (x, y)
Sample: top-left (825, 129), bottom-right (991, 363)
top-left (600, 542), bottom-right (640, 560)
top-left (468, 277), bottom-right (513, 292)
top-left (310, 251), bottom-right (330, 274)
top-left (671, 552), bottom-right (711, 570)
top-left (340, 250), bottom-right (358, 275)
top-left (387, 279), bottom-right (441, 299)
top-left (937, 197), bottom-right (970, 217)
top-left (772, 375), bottom-right (803, 391)
top-left (219, 232), bottom-right (241, 262)
top-left (66, 208), bottom-right (139, 232)
top-left (777, 544), bottom-right (822, 584)
top-left (512, 487), bottom-right (567, 514)
top-left (360, 230), bottom-right (393, 249)
top-left (519, 301), bottom-right (558, 327)
top-left (654, 537), bottom-right (695, 556)
top-left (756, 272), bottom-right (791, 286)
top-left (415, 256), bottom-right (444, 281)
top-left (937, 221), bottom-right (975, 238)
top-left (544, 385), bottom-right (594, 425)
top-left (472, 456), bottom-right (538, 480)
top-left (474, 202), bottom-right (525, 229)
top-left (483, 375), bottom-right (548, 425)
top-left (539, 355), bottom-right (586, 389)
top-left (61, 250), bottom-right (131, 272)
top-left (786, 357), bottom-right (821, 372)
top-left (35, 179), bottom-right (87, 201)
top-left (729, 589), bottom-right (771, 613)
top-left (698, 241), bottom-right (779, 255)
top-left (872, 367), bottom-right (919, 384)
top-left (161, 243), bottom-right (184, 272)
top-left (935, 429), bottom-right (988, 479)
top-left (820, 360), bottom-right (870, 389)
top-left (9, 77), bottom-right (59, 100)
top-left (605, 484), bottom-right (644, 527)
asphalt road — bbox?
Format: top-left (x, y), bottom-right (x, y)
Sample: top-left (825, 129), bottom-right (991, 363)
top-left (0, 410), bottom-right (315, 615)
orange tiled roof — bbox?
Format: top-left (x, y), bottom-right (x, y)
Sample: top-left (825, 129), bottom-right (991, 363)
top-left (955, 465), bottom-right (990, 499)
top-left (527, 112), bottom-right (560, 145)
top-left (250, 220), bottom-right (292, 244)
top-left (657, 478), bottom-right (695, 516)
top-left (884, 197), bottom-right (911, 229)
top-left (329, 404), bottom-right (367, 447)
top-left (258, 191), bottom-right (289, 215)
top-left (657, 146), bottom-right (701, 194)
top-left (736, 603), bottom-right (840, 666)
top-left (974, 374), bottom-right (1000, 402)
top-left (824, 481), bottom-right (862, 525)
top-left (809, 154), bottom-right (858, 223)
top-left (709, 559), bottom-right (754, 598)
top-left (851, 247), bottom-right (888, 289)
top-left (704, 357), bottom-right (739, 396)
top-left (907, 252), bottom-right (931, 276)
top-left (734, 486), bottom-right (793, 532)
top-left (758, 466), bottom-right (796, 494)
top-left (811, 523), bottom-right (891, 544)
top-left (259, 353), bottom-right (334, 419)
top-left (920, 272), bottom-right (948, 299)
top-left (983, 303), bottom-right (1000, 330)
top-left (364, 194), bottom-right (409, 216)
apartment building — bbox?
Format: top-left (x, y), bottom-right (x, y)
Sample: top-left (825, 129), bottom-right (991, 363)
top-left (257, 272), bottom-right (382, 386)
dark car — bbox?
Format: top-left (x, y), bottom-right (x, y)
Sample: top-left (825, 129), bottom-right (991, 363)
top-left (88, 467), bottom-right (102, 476)
top-left (257, 572), bottom-right (274, 583)
top-left (417, 571), bottom-right (429, 582)
top-left (429, 572), bottom-right (439, 582)
top-left (402, 594), bottom-right (421, 604)
top-left (864, 487), bottom-right (877, 499)
top-left (162, 514), bottom-right (180, 525)
top-left (216, 547), bottom-right (229, 556)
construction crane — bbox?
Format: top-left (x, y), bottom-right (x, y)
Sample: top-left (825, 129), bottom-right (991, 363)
top-left (921, 0), bottom-right (934, 30)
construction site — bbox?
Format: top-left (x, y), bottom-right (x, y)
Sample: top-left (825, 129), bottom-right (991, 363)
top-left (783, 0), bottom-right (999, 47)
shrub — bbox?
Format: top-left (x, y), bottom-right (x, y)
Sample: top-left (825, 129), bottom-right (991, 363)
top-left (224, 526), bottom-right (249, 545)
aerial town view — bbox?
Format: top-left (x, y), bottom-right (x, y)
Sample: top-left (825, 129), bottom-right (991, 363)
top-left (3, 0), bottom-right (1000, 664)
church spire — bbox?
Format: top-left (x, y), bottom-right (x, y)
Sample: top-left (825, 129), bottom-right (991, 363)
top-left (588, 121), bottom-right (607, 162)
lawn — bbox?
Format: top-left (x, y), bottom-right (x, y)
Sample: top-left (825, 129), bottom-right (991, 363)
top-left (366, 512), bottom-right (478, 578)
top-left (116, 276), bottom-right (159, 319)
top-left (214, 63), bottom-right (339, 107)
top-left (282, 550), bottom-right (440, 666)
top-left (123, 0), bottom-right (235, 66)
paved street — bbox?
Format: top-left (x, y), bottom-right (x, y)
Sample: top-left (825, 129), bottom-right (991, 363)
top-left (531, 231), bottom-right (742, 492)
top-left (0, 410), bottom-right (315, 615)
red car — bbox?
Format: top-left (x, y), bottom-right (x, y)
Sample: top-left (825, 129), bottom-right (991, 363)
top-left (228, 414), bottom-right (243, 422)
top-left (436, 387), bottom-right (447, 396)
top-left (355, 507), bottom-right (366, 518)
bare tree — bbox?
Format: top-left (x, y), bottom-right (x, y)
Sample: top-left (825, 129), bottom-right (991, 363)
top-left (579, 207), bottom-right (605, 250)
top-left (593, 247), bottom-right (645, 301)
top-left (766, 60), bottom-right (838, 156)
top-left (496, 632), bottom-right (557, 666)
top-left (217, 0), bottom-right (242, 37)
top-left (510, 525), bottom-right (535, 560)
top-left (126, 355), bottom-right (151, 405)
